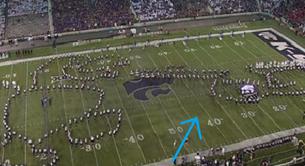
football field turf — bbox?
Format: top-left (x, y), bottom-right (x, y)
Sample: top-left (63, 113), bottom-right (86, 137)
top-left (1, 26), bottom-right (305, 166)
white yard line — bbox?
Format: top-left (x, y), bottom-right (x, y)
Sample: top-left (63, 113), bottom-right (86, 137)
top-left (149, 48), bottom-right (210, 148)
top-left (111, 83), bottom-right (148, 164)
top-left (170, 44), bottom-right (248, 139)
top-left (220, 38), bottom-right (283, 131)
top-left (245, 36), bottom-right (305, 115)
top-left (142, 52), bottom-right (204, 152)
top-left (276, 74), bottom-right (305, 115)
top-left (139, 103), bottom-right (168, 156)
top-left (71, 69), bottom-right (100, 166)
top-left (1, 65), bottom-right (13, 163)
top-left (132, 56), bottom-right (194, 154)
top-left (192, 39), bottom-right (266, 136)
top-left (0, 28), bottom-right (276, 68)
top-left (114, 51), bottom-right (168, 156)
top-left (104, 116), bottom-right (123, 166)
top-left (24, 62), bottom-right (29, 164)
top-left (55, 58), bottom-right (75, 166)
top-left (221, 40), bottom-right (249, 62)
top-left (257, 104), bottom-right (282, 130)
top-left (183, 38), bottom-right (260, 137)
top-left (86, 60), bottom-right (124, 166)
top-left (0, 27), bottom-right (304, 165)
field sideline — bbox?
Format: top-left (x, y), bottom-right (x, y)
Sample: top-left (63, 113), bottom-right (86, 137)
top-left (0, 25), bottom-right (305, 166)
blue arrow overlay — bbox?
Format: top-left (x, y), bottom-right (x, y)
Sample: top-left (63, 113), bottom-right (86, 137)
top-left (172, 117), bottom-right (203, 163)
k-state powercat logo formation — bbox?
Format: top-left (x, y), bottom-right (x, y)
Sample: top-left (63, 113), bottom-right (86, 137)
top-left (123, 78), bottom-right (174, 101)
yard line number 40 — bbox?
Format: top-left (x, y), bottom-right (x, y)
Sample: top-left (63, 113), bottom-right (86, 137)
top-left (208, 118), bottom-right (224, 127)
top-left (124, 134), bottom-right (145, 144)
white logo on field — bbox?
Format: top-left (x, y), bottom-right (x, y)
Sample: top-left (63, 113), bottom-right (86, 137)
top-left (292, 54), bottom-right (305, 60)
top-left (256, 30), bottom-right (305, 62)
top-left (270, 42), bottom-right (295, 51)
top-left (259, 32), bottom-right (278, 41)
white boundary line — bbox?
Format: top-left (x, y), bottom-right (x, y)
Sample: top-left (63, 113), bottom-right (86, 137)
top-left (1, 27), bottom-right (303, 68)
top-left (269, 28), bottom-right (305, 54)
top-left (145, 125), bottom-right (305, 166)
top-left (0, 28), bottom-right (275, 67)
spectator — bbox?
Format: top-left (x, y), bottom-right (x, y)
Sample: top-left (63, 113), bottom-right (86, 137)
top-left (131, 0), bottom-right (176, 21)
top-left (261, 0), bottom-right (281, 13)
top-left (8, 0), bottom-right (48, 17)
top-left (208, 0), bottom-right (258, 15)
top-left (52, 0), bottom-right (134, 33)
top-left (172, 0), bottom-right (210, 18)
top-left (262, 0), bottom-right (305, 31)
top-left (0, 0), bottom-right (6, 39)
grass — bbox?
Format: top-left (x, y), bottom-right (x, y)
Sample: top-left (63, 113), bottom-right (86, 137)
top-left (0, 20), bottom-right (305, 166)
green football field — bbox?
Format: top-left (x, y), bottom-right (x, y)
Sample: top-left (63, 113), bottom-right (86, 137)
top-left (1, 22), bottom-right (305, 166)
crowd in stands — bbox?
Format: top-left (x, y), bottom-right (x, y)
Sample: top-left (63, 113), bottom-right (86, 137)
top-left (208, 0), bottom-right (258, 15)
top-left (131, 0), bottom-right (259, 22)
top-left (4, 0), bottom-right (49, 39)
top-left (131, 0), bottom-right (176, 21)
top-left (52, 0), bottom-right (134, 33)
top-left (286, 1), bottom-right (305, 29)
top-left (0, 0), bottom-right (6, 39)
top-left (0, 0), bottom-right (304, 38)
top-left (172, 0), bottom-right (210, 18)
top-left (261, 0), bottom-right (280, 13)
top-left (7, 0), bottom-right (48, 17)
top-left (263, 0), bottom-right (305, 33)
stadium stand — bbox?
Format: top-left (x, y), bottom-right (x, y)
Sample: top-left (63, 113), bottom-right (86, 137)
top-left (0, 0), bottom-right (6, 40)
top-left (5, 0), bottom-right (49, 39)
top-left (261, 0), bottom-right (282, 13)
top-left (52, 0), bottom-right (134, 33)
top-left (172, 0), bottom-right (211, 18)
top-left (208, 0), bottom-right (259, 14)
top-left (286, 1), bottom-right (305, 28)
top-left (1, 0), bottom-right (304, 39)
top-left (264, 0), bottom-right (305, 32)
top-left (131, 0), bottom-right (176, 21)
top-left (7, 0), bottom-right (48, 16)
